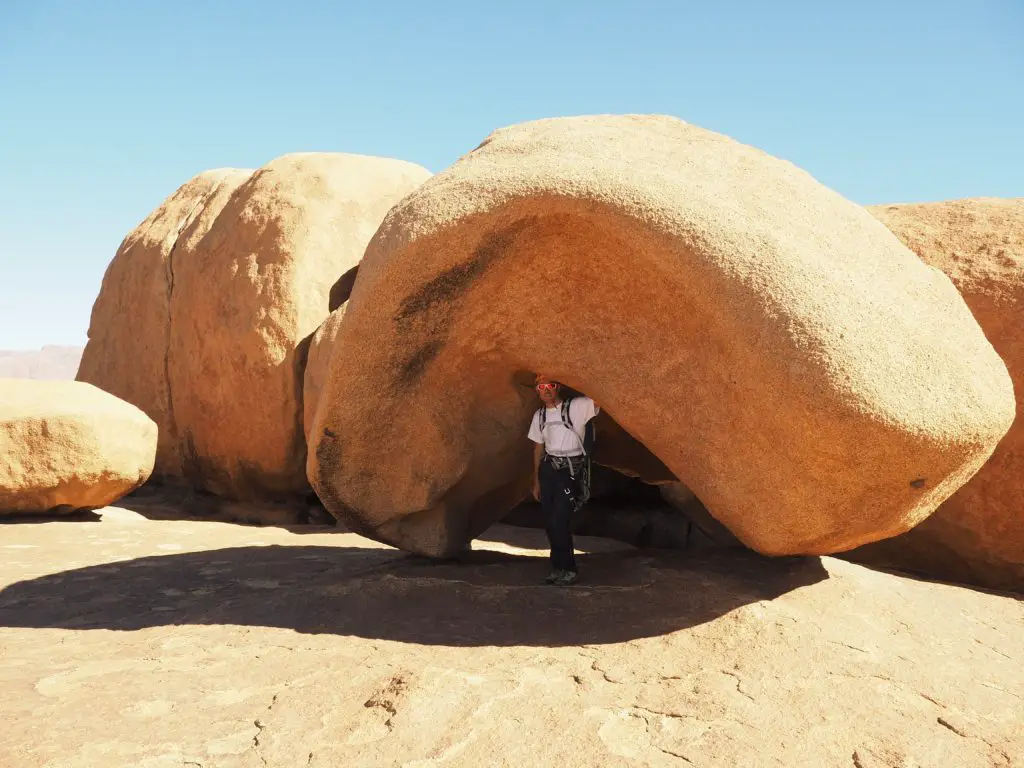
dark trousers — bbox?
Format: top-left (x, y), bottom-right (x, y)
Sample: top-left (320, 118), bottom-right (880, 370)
top-left (539, 457), bottom-right (579, 573)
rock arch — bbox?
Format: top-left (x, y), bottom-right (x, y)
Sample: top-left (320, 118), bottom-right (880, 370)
top-left (308, 116), bottom-right (1013, 557)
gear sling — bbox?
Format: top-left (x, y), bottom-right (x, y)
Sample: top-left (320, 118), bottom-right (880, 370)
top-left (537, 396), bottom-right (596, 511)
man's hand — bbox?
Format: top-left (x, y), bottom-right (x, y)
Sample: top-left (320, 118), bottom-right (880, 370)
top-left (532, 480), bottom-right (540, 501)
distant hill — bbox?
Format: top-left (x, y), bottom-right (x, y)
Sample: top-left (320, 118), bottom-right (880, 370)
top-left (0, 345), bottom-right (84, 380)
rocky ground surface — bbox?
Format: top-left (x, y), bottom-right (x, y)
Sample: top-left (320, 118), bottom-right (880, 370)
top-left (1, 508), bottom-right (1021, 767)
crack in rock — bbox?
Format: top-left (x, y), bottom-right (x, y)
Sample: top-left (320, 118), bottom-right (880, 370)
top-left (251, 719), bottom-right (268, 768)
top-left (937, 715), bottom-right (1013, 764)
top-left (937, 716), bottom-right (968, 738)
top-left (364, 673), bottom-right (409, 729)
top-left (249, 692), bottom-right (280, 767)
top-left (826, 671), bottom-right (893, 684)
top-left (657, 745), bottom-right (695, 764)
top-left (576, 652), bottom-right (620, 685)
top-left (628, 707), bottom-right (697, 765)
top-left (591, 660), bottom-right (619, 684)
top-left (974, 639), bottom-right (1012, 660)
top-left (828, 640), bottom-right (870, 654)
top-left (163, 179), bottom-right (229, 462)
top-left (720, 670), bottom-right (755, 703)
top-left (980, 682), bottom-right (1021, 700)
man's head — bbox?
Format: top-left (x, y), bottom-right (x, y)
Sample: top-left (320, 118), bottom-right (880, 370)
top-left (535, 373), bottom-right (561, 406)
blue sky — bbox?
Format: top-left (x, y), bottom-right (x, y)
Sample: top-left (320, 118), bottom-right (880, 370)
top-left (1, 0), bottom-right (1021, 349)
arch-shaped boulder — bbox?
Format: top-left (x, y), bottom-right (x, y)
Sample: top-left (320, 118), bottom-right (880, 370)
top-left (308, 115), bottom-right (1014, 557)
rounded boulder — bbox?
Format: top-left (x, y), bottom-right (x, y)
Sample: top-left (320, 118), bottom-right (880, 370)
top-left (77, 168), bottom-right (251, 479)
top-left (309, 115), bottom-right (1015, 557)
top-left (0, 380), bottom-right (157, 514)
top-left (80, 153), bottom-right (431, 501)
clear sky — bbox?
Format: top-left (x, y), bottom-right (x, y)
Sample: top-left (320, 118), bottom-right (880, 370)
top-left (1, 0), bottom-right (1021, 349)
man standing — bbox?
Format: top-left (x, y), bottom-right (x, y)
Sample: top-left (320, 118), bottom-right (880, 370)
top-left (528, 374), bottom-right (599, 586)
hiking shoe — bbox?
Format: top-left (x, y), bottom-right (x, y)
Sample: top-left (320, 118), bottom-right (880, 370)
top-left (553, 570), bottom-right (578, 586)
top-left (544, 570), bottom-right (563, 584)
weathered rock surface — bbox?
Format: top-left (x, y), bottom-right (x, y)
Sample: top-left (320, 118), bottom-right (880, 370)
top-left (0, 345), bottom-right (83, 380)
top-left (309, 115), bottom-right (1014, 558)
top-left (850, 198), bottom-right (1024, 592)
top-left (79, 153), bottom-right (430, 501)
top-left (77, 169), bottom-right (252, 479)
top-left (0, 509), bottom-right (1021, 766)
top-left (170, 153), bottom-right (430, 500)
top-left (0, 381), bottom-right (156, 514)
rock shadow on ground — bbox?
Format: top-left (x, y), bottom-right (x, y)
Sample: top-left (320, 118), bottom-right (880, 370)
top-left (0, 509), bottom-right (103, 524)
top-left (0, 526), bottom-right (828, 647)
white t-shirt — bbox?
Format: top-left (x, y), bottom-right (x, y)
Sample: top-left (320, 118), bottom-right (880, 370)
top-left (528, 397), bottom-right (599, 456)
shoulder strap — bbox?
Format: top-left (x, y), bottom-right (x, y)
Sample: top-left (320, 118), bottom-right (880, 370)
top-left (538, 405), bottom-right (546, 429)
top-left (562, 397), bottom-right (574, 429)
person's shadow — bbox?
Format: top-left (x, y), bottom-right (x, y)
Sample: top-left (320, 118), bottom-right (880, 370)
top-left (0, 525), bottom-right (827, 647)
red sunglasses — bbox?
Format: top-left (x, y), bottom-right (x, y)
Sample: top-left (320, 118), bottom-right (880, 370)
top-left (535, 382), bottom-right (558, 391)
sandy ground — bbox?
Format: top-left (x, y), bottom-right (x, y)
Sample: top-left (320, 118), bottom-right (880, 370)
top-left (1, 507), bottom-right (1021, 767)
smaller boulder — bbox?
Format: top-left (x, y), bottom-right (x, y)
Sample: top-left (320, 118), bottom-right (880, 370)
top-left (0, 380), bottom-right (157, 515)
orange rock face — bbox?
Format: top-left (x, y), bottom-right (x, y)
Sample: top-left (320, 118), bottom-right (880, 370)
top-left (852, 199), bottom-right (1024, 591)
top-left (80, 154), bottom-right (430, 500)
top-left (78, 169), bottom-right (247, 479)
top-left (0, 380), bottom-right (156, 513)
top-left (309, 115), bottom-right (1014, 558)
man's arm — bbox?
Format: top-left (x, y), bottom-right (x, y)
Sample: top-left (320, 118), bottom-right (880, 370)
top-left (532, 441), bottom-right (544, 500)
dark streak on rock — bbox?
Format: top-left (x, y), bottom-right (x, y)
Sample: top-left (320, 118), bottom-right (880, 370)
top-left (397, 340), bottom-right (444, 387)
top-left (313, 428), bottom-right (376, 537)
top-left (396, 221), bottom-right (530, 322)
top-left (390, 218), bottom-right (534, 388)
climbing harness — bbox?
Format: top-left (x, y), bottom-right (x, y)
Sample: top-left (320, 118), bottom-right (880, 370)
top-left (538, 396), bottom-right (596, 511)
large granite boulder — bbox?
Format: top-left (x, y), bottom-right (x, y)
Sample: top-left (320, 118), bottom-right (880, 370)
top-left (308, 115), bottom-right (1014, 557)
top-left (79, 153), bottom-right (430, 501)
top-left (77, 169), bottom-right (249, 478)
top-left (0, 380), bottom-right (156, 514)
top-left (850, 198), bottom-right (1024, 591)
